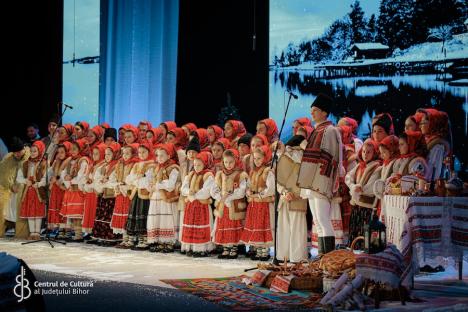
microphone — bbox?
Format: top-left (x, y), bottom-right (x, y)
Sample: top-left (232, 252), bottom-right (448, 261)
top-left (62, 102), bottom-right (74, 109)
top-left (287, 90), bottom-right (298, 99)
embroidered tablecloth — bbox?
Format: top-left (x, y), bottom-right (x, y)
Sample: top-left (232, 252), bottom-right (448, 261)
top-left (381, 195), bottom-right (468, 287)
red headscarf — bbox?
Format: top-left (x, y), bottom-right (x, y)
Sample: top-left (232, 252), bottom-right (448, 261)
top-left (168, 127), bottom-right (188, 150)
top-left (214, 138), bottom-right (231, 150)
top-left (253, 145), bottom-right (272, 168)
top-left (90, 125), bottom-right (104, 146)
top-left (417, 108), bottom-right (449, 144)
top-left (161, 121), bottom-right (177, 132)
top-left (182, 123), bottom-right (198, 133)
top-left (258, 118), bottom-right (279, 144)
top-left (340, 117), bottom-right (358, 135)
top-left (222, 148), bottom-right (243, 175)
top-left (61, 124), bottom-right (75, 139)
top-left (194, 128), bottom-right (210, 149)
top-left (358, 138), bottom-right (380, 171)
top-left (100, 122), bottom-right (111, 129)
top-left (121, 143), bottom-right (140, 165)
top-left (30, 140), bottom-right (46, 162)
top-left (91, 143), bottom-right (107, 166)
top-left (379, 135), bottom-right (400, 165)
top-left (225, 120), bottom-right (247, 140)
top-left (72, 138), bottom-right (89, 159)
top-left (156, 143), bottom-right (178, 168)
top-left (294, 117), bottom-right (312, 134)
top-left (339, 125), bottom-right (353, 145)
top-left (119, 124), bottom-right (133, 131)
top-left (138, 139), bottom-right (154, 160)
top-left (147, 127), bottom-right (165, 145)
top-left (208, 125), bottom-right (224, 143)
top-left (126, 126), bottom-right (140, 143)
top-left (252, 134), bottom-right (269, 147)
top-left (297, 126), bottom-right (314, 141)
top-left (139, 120), bottom-right (153, 130)
top-left (400, 130), bottom-right (428, 159)
top-left (58, 141), bottom-right (73, 158)
top-left (105, 142), bottom-right (121, 175)
top-left (195, 151), bottom-right (214, 175)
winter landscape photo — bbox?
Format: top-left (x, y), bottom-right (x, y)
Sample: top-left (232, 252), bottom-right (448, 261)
top-left (269, 0), bottom-right (468, 175)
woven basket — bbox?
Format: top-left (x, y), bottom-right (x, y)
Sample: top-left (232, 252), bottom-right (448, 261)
top-left (319, 236), bottom-right (363, 277)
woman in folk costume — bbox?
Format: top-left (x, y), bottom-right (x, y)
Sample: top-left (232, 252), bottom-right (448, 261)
top-left (146, 128), bottom-right (165, 145)
top-left (147, 143), bottom-right (181, 253)
top-left (405, 114), bottom-right (422, 133)
top-left (276, 135), bottom-right (309, 263)
top-left (125, 140), bottom-right (155, 250)
top-left (73, 121), bottom-right (90, 140)
top-left (113, 143), bottom-right (139, 248)
top-left (17, 141), bottom-right (47, 240)
top-left (241, 145), bottom-right (275, 261)
top-left (124, 126), bottom-right (140, 145)
top-left (345, 139), bottom-right (382, 247)
top-left (211, 149), bottom-right (247, 259)
top-left (211, 138), bottom-right (231, 173)
top-left (104, 128), bottom-right (118, 145)
top-left (91, 142), bottom-right (121, 245)
top-left (338, 117), bottom-right (363, 152)
top-left (298, 94), bottom-right (343, 255)
top-left (118, 124), bottom-right (132, 145)
top-left (138, 121), bottom-right (152, 141)
top-left (293, 117), bottom-right (312, 135)
top-left (60, 138), bottom-right (90, 241)
top-left (224, 120), bottom-right (247, 149)
top-left (243, 134), bottom-right (269, 174)
top-left (237, 133), bottom-right (252, 158)
top-left (159, 121), bottom-right (178, 141)
top-left (207, 125), bottom-right (224, 148)
top-left (373, 135), bottom-right (400, 200)
top-left (47, 142), bottom-right (72, 231)
top-left (257, 118), bottom-right (279, 145)
top-left (417, 108), bottom-right (450, 181)
top-left (81, 143), bottom-right (107, 240)
top-left (180, 151), bottom-right (215, 257)
top-left (182, 122), bottom-right (198, 138)
top-left (371, 113), bottom-right (394, 143)
top-left (392, 131), bottom-right (428, 179)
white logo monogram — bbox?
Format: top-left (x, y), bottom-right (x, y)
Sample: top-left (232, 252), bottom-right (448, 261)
top-left (13, 266), bottom-right (31, 303)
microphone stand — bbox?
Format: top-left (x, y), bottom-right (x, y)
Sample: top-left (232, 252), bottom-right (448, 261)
top-left (22, 104), bottom-right (70, 247)
top-left (244, 91), bottom-right (295, 271)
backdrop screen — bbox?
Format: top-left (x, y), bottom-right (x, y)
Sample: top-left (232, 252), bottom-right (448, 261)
top-left (62, 0), bottom-right (100, 125)
top-left (269, 0), bottom-right (468, 174)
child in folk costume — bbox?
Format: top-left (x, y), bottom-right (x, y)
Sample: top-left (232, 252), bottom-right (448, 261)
top-left (87, 125), bottom-right (105, 157)
top-left (147, 143), bottom-right (181, 253)
top-left (81, 143), bottom-right (107, 239)
top-left (242, 134), bottom-right (269, 174)
top-left (125, 140), bottom-right (155, 250)
top-left (138, 121), bottom-right (152, 141)
top-left (207, 125), bottom-right (224, 148)
top-left (211, 149), bottom-right (247, 259)
top-left (92, 142), bottom-right (121, 245)
top-left (276, 135), bottom-right (309, 263)
top-left (211, 138), bottom-right (231, 173)
top-left (73, 121), bottom-right (90, 141)
top-left (113, 144), bottom-right (139, 248)
top-left (47, 142), bottom-right (72, 231)
top-left (257, 118), bottom-right (282, 152)
top-left (104, 127), bottom-right (118, 145)
top-left (159, 121), bottom-right (178, 141)
top-left (180, 151), bottom-right (215, 257)
top-left (371, 113), bottom-right (394, 143)
top-left (338, 117), bottom-right (363, 152)
top-left (373, 135), bottom-right (400, 200)
top-left (146, 128), bottom-right (165, 145)
top-left (118, 124), bottom-right (132, 145)
top-left (405, 114), bottom-right (422, 133)
top-left (345, 139), bottom-right (382, 246)
top-left (124, 126), bottom-right (139, 145)
top-left (417, 108), bottom-right (450, 181)
top-left (224, 120), bottom-right (247, 149)
top-left (241, 145), bottom-right (275, 261)
top-left (392, 131), bottom-right (428, 180)
top-left (17, 141), bottom-right (47, 240)
top-left (60, 139), bottom-right (90, 241)
top-left (237, 133), bottom-right (252, 158)
top-left (190, 128), bottom-right (211, 152)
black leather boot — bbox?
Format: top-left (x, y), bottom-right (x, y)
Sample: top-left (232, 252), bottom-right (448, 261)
top-left (323, 236), bottom-right (335, 254)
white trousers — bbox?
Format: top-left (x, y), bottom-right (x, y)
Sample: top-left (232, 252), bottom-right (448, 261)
top-left (276, 205), bottom-right (308, 262)
top-left (308, 197), bottom-right (334, 237)
top-left (27, 218), bottom-right (42, 234)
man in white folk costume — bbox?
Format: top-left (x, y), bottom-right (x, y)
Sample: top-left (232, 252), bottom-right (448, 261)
top-left (298, 93), bottom-right (343, 255)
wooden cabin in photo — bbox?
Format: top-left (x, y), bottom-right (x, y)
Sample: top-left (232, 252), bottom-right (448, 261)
top-left (350, 43), bottom-right (390, 60)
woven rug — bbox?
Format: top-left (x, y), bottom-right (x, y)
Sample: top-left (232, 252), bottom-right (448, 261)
top-left (161, 275), bottom-right (322, 311)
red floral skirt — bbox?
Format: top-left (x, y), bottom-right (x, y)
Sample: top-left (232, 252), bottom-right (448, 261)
top-left (240, 202), bottom-right (273, 246)
top-left (20, 186), bottom-right (45, 218)
top-left (181, 200), bottom-right (211, 245)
